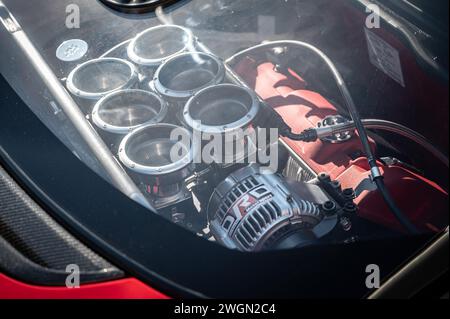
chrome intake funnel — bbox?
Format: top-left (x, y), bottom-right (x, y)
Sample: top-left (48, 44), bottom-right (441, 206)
top-left (67, 58), bottom-right (138, 100)
top-left (128, 25), bottom-right (194, 67)
top-left (92, 89), bottom-right (168, 151)
top-left (154, 52), bottom-right (225, 102)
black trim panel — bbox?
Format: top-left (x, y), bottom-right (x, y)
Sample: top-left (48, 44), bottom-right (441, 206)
top-left (0, 165), bottom-right (123, 286)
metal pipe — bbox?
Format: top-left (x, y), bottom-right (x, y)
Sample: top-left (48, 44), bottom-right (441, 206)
top-left (0, 1), bottom-right (152, 210)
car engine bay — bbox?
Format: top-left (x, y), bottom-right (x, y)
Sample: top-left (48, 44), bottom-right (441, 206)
top-left (62, 24), bottom-right (448, 252)
top-left (1, 0), bottom-right (448, 253)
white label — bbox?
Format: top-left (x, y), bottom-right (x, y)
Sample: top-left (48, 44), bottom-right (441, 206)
top-left (365, 28), bottom-right (405, 87)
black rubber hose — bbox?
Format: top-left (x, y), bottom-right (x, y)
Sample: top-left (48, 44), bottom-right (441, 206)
top-left (374, 179), bottom-right (419, 234)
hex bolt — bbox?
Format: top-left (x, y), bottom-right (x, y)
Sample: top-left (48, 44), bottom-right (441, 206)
top-left (344, 202), bottom-right (357, 214)
top-left (331, 180), bottom-right (342, 192)
top-left (322, 201), bottom-right (337, 216)
top-left (343, 188), bottom-right (356, 201)
top-left (318, 172), bottom-right (331, 183)
top-left (340, 217), bottom-right (352, 232)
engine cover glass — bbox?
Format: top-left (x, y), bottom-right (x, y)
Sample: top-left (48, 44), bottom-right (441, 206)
top-left (0, 0), bottom-right (447, 256)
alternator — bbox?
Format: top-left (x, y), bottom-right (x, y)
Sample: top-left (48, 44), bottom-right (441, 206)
top-left (207, 165), bottom-right (338, 251)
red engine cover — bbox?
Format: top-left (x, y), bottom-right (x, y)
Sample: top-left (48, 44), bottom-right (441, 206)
top-left (234, 59), bottom-right (448, 233)
top-left (337, 158), bottom-right (448, 233)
